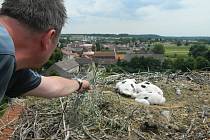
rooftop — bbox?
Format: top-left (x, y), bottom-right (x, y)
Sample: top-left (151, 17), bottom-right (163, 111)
top-left (94, 51), bottom-right (116, 57)
top-left (54, 59), bottom-right (79, 71)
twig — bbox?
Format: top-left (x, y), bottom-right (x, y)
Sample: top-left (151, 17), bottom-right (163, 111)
top-left (82, 125), bottom-right (99, 140)
top-left (186, 119), bottom-right (195, 135)
top-left (132, 129), bottom-right (146, 140)
top-left (65, 125), bottom-right (70, 140)
top-left (0, 117), bottom-right (17, 131)
top-left (33, 111), bottom-right (38, 138)
top-left (128, 125), bottom-right (131, 140)
top-left (60, 98), bottom-right (67, 138)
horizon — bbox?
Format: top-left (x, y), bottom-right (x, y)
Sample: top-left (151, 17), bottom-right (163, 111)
top-left (1, 0), bottom-right (210, 36)
top-left (61, 33), bottom-right (210, 38)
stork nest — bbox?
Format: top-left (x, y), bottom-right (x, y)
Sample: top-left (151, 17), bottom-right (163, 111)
top-left (12, 72), bottom-right (210, 140)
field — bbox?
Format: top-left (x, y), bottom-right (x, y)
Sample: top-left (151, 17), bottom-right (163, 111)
top-left (164, 44), bottom-right (190, 58)
top-left (164, 43), bottom-right (210, 58)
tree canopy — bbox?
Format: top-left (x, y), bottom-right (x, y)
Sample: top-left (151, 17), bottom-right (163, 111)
top-left (189, 44), bottom-right (208, 58)
top-left (152, 43), bottom-right (165, 54)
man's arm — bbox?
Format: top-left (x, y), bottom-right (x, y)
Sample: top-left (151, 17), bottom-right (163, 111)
top-left (24, 76), bottom-right (90, 99)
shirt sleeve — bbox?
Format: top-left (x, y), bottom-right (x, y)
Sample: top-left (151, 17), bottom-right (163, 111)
top-left (0, 55), bottom-right (15, 102)
top-left (5, 69), bottom-right (42, 98)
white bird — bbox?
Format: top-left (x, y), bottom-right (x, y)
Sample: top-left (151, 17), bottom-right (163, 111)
top-left (136, 81), bottom-right (163, 96)
top-left (135, 92), bottom-right (166, 105)
top-left (116, 79), bottom-right (166, 105)
top-left (135, 98), bottom-right (150, 105)
top-left (115, 79), bottom-right (137, 98)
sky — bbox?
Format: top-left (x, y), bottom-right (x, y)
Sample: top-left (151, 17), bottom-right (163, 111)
top-left (1, 0), bottom-right (210, 36)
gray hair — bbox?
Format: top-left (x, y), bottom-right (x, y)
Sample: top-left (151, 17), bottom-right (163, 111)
top-left (0, 0), bottom-right (67, 36)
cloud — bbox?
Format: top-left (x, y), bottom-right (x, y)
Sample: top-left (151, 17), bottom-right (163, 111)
top-left (67, 0), bottom-right (184, 20)
top-left (64, 0), bottom-right (210, 36)
top-left (0, 0), bottom-right (209, 36)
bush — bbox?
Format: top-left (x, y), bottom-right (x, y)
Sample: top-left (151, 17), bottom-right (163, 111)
top-left (189, 44), bottom-right (208, 58)
top-left (173, 57), bottom-right (184, 71)
top-left (205, 50), bottom-right (210, 61)
top-left (162, 58), bottom-right (173, 70)
top-left (116, 56), bottom-right (162, 73)
top-left (196, 56), bottom-right (209, 69)
top-left (183, 57), bottom-right (196, 71)
top-left (114, 52), bottom-right (210, 72)
top-left (152, 43), bottom-right (165, 54)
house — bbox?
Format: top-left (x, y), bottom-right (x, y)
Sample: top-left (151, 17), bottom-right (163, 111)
top-left (61, 47), bottom-right (79, 60)
top-left (102, 44), bottom-right (115, 50)
top-left (46, 59), bottom-right (80, 79)
top-left (132, 47), bottom-right (147, 54)
top-left (115, 44), bottom-right (130, 53)
top-left (94, 51), bottom-right (117, 65)
top-left (66, 43), bottom-right (83, 54)
top-left (65, 42), bottom-right (94, 55)
top-left (75, 57), bottom-right (93, 66)
top-left (82, 51), bottom-right (95, 57)
top-left (80, 44), bottom-right (93, 52)
top-left (75, 57), bottom-right (93, 73)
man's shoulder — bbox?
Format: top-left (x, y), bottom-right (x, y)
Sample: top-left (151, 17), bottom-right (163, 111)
top-left (0, 54), bottom-right (15, 77)
top-left (0, 54), bottom-right (15, 102)
top-left (0, 25), bottom-right (15, 55)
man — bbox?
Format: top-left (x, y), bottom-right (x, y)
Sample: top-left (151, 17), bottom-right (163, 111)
top-left (0, 0), bottom-right (90, 103)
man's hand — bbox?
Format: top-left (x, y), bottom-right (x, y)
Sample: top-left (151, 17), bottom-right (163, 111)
top-left (77, 80), bottom-right (90, 93)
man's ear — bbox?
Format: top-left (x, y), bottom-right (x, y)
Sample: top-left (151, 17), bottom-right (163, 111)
top-left (41, 29), bottom-right (56, 50)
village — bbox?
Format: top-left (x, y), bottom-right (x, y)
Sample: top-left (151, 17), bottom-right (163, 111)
top-left (46, 34), bottom-right (165, 78)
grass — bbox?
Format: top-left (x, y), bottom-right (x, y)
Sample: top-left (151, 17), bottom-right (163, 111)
top-left (164, 43), bottom-right (210, 58)
top-left (0, 98), bottom-right (8, 117)
top-left (0, 104), bottom-right (7, 117)
top-left (164, 44), bottom-right (190, 58)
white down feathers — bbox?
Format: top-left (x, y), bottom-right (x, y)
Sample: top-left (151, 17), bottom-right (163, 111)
top-left (116, 79), bottom-right (166, 105)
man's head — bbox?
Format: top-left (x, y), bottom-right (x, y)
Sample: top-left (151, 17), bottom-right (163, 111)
top-left (0, 0), bottom-right (67, 37)
top-left (0, 0), bottom-right (67, 68)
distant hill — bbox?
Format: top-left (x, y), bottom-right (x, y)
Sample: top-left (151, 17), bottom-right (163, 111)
top-left (61, 34), bottom-right (210, 41)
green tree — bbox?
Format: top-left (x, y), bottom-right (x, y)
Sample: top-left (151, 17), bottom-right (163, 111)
top-left (145, 57), bottom-right (161, 71)
top-left (129, 56), bottom-right (141, 72)
top-left (127, 56), bottom-right (161, 72)
top-left (96, 42), bottom-right (101, 51)
top-left (152, 43), bottom-right (165, 54)
top-left (189, 44), bottom-right (208, 58)
top-left (196, 56), bottom-right (209, 69)
top-left (174, 57), bottom-right (185, 71)
top-left (183, 57), bottom-right (196, 71)
top-left (176, 41), bottom-right (182, 46)
top-left (162, 58), bottom-right (173, 70)
top-left (43, 48), bottom-right (63, 69)
top-left (205, 50), bottom-right (210, 61)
